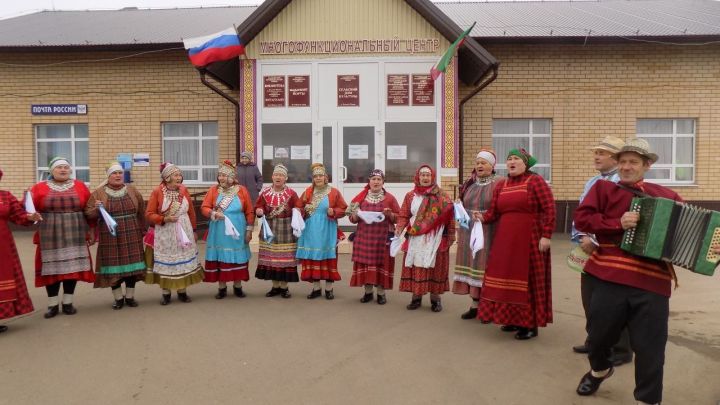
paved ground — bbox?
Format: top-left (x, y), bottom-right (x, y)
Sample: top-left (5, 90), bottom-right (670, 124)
top-left (1, 232), bottom-right (719, 405)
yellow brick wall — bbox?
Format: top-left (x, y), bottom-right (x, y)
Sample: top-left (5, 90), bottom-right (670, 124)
top-left (459, 42), bottom-right (720, 201)
top-left (0, 50), bottom-right (237, 197)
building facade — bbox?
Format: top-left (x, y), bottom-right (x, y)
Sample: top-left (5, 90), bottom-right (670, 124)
top-left (1, 0), bottom-right (718, 231)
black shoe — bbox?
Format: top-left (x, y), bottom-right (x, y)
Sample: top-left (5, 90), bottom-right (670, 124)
top-left (44, 305), bottom-right (60, 319)
top-left (215, 288), bottom-right (227, 299)
top-left (0, 325), bottom-right (7, 333)
top-left (161, 294), bottom-right (171, 305)
top-left (325, 290), bottom-right (334, 300)
top-left (233, 287), bottom-right (246, 298)
top-left (576, 368), bottom-right (614, 396)
top-left (307, 289), bottom-right (322, 299)
top-left (280, 288), bottom-right (291, 299)
top-left (376, 295), bottom-right (387, 305)
top-left (514, 327), bottom-right (539, 340)
top-left (112, 299), bottom-right (125, 310)
top-left (360, 292), bottom-right (374, 303)
top-left (461, 308), bottom-right (478, 320)
top-left (266, 287), bottom-right (281, 297)
top-left (500, 325), bottom-right (519, 332)
top-left (610, 354), bottom-right (633, 367)
top-left (573, 344), bottom-right (590, 354)
top-left (430, 300), bottom-right (443, 312)
top-left (406, 297), bottom-right (422, 310)
top-left (177, 292), bottom-right (192, 303)
top-left (124, 297), bottom-right (139, 307)
top-left (61, 303), bottom-right (77, 315)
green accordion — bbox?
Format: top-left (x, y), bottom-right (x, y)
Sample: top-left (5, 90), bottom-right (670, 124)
top-left (621, 197), bottom-right (720, 276)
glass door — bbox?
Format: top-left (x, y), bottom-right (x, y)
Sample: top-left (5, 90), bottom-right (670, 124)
top-left (337, 122), bottom-right (380, 225)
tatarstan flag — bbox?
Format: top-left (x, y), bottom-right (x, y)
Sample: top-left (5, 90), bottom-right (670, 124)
top-left (430, 22), bottom-right (476, 81)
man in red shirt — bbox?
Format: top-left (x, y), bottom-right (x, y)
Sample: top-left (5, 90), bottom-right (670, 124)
top-left (573, 138), bottom-right (682, 405)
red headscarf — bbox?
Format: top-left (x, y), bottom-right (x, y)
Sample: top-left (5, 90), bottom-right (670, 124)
top-left (407, 164), bottom-right (453, 236)
top-left (413, 164), bottom-right (436, 195)
top-left (0, 168), bottom-right (3, 181)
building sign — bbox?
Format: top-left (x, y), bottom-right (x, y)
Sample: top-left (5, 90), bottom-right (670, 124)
top-left (31, 104), bottom-right (87, 115)
top-left (259, 38), bottom-right (440, 55)
top-left (288, 75), bottom-right (310, 107)
top-left (412, 74), bottom-right (434, 106)
top-left (337, 75), bottom-right (359, 107)
top-left (263, 75), bottom-right (286, 107)
top-left (387, 74), bottom-right (409, 106)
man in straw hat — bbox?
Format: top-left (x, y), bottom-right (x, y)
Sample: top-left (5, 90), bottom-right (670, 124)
top-left (573, 138), bottom-right (682, 405)
top-left (569, 136), bottom-right (632, 367)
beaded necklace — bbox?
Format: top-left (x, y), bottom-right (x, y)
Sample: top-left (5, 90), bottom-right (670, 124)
top-left (47, 179), bottom-right (74, 192)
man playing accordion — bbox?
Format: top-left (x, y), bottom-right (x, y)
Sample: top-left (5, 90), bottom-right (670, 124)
top-left (573, 138), bottom-right (682, 405)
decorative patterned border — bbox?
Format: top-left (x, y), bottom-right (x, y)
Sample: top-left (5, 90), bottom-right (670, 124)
top-left (239, 58), bottom-right (257, 161)
top-left (441, 56), bottom-right (458, 168)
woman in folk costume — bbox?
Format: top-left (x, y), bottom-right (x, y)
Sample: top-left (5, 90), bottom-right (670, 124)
top-left (346, 169), bottom-right (400, 305)
top-left (85, 162), bottom-right (147, 309)
top-left (201, 160), bottom-right (254, 299)
top-left (0, 168), bottom-right (42, 332)
top-left (453, 149), bottom-right (501, 320)
top-left (254, 164), bottom-right (299, 299)
top-left (477, 149), bottom-right (555, 340)
top-left (145, 162), bottom-right (203, 305)
top-left (395, 164), bottom-right (455, 312)
top-left (29, 157), bottom-right (96, 318)
top-left (295, 163), bottom-right (347, 300)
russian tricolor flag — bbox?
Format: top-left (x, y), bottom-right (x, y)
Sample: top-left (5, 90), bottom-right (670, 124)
top-left (183, 27), bottom-right (245, 67)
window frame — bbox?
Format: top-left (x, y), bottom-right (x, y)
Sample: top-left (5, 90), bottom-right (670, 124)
top-left (636, 118), bottom-right (695, 185)
top-left (161, 121), bottom-right (219, 185)
top-left (491, 118), bottom-right (552, 182)
top-left (35, 123), bottom-right (90, 182)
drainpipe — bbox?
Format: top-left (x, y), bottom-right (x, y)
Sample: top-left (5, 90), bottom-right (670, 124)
top-left (457, 65), bottom-right (499, 183)
top-left (199, 69), bottom-right (241, 164)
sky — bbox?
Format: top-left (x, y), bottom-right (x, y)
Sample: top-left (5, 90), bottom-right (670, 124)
top-left (0, 0), bottom-right (604, 21)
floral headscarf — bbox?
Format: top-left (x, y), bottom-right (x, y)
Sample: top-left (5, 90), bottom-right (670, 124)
top-left (407, 164), bottom-right (453, 236)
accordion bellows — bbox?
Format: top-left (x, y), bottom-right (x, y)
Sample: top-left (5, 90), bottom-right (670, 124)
top-left (621, 197), bottom-right (720, 276)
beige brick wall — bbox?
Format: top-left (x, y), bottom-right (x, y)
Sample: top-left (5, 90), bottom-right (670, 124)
top-left (0, 50), bottom-right (237, 197)
top-left (459, 42), bottom-right (720, 201)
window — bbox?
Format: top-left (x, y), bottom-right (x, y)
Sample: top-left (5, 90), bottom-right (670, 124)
top-left (384, 122), bottom-right (436, 182)
top-left (261, 123), bottom-right (313, 183)
top-left (162, 122), bottom-right (218, 184)
top-left (636, 119), bottom-right (695, 183)
top-left (35, 124), bottom-right (89, 182)
top-left (492, 119), bottom-right (552, 180)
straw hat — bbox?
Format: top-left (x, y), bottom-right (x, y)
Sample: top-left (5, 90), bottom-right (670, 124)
top-left (616, 138), bottom-right (658, 164)
top-left (590, 136), bottom-right (625, 154)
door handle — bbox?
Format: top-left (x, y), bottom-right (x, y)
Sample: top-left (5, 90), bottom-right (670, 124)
top-left (340, 165), bottom-right (348, 182)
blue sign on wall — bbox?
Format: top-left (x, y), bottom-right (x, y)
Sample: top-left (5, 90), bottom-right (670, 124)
top-left (31, 104), bottom-right (88, 115)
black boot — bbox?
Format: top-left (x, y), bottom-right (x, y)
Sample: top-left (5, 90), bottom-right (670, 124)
top-left (124, 297), bottom-right (139, 307)
top-left (215, 287), bottom-right (227, 299)
top-left (325, 289), bottom-right (334, 300)
top-left (0, 325), bottom-right (7, 333)
top-left (406, 297), bottom-right (422, 310)
top-left (307, 289), bottom-right (322, 299)
top-left (430, 299), bottom-right (443, 313)
top-left (360, 292), bottom-right (374, 303)
top-left (61, 303), bottom-right (77, 315)
top-left (376, 294), bottom-right (387, 305)
top-left (44, 305), bottom-right (59, 319)
top-left (515, 327), bottom-right (539, 340)
top-left (112, 298), bottom-right (125, 310)
top-left (461, 308), bottom-right (478, 319)
top-left (161, 294), bottom-right (171, 305)
top-left (233, 286), bottom-right (246, 298)
top-left (280, 288), bottom-right (291, 299)
top-left (266, 287), bottom-right (281, 297)
top-left (177, 291), bottom-right (192, 303)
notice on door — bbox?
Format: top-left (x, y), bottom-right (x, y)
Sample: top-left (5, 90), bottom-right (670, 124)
top-left (386, 145), bottom-right (407, 160)
top-left (291, 145), bottom-right (311, 160)
top-left (288, 75), bottom-right (310, 107)
top-left (387, 74), bottom-right (409, 106)
top-left (412, 74), bottom-right (434, 106)
top-left (348, 144), bottom-right (369, 160)
top-left (263, 75), bottom-right (286, 108)
top-left (337, 75), bottom-right (360, 107)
